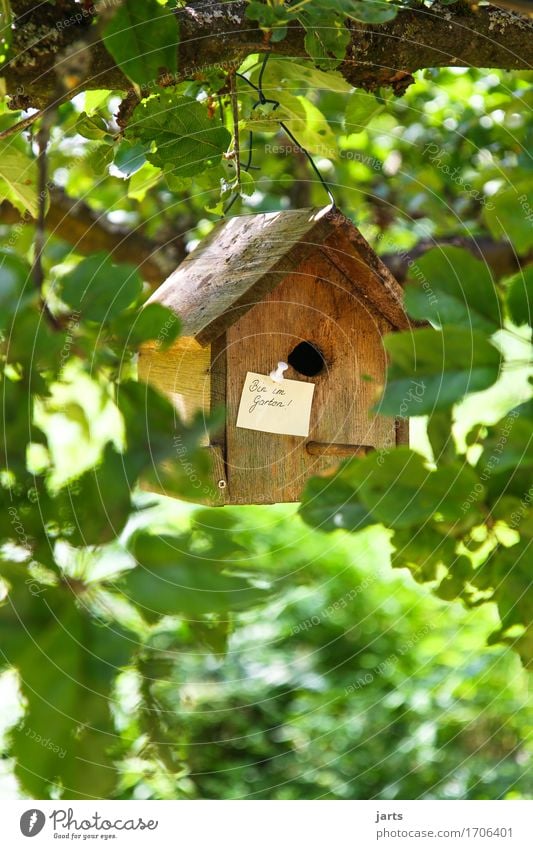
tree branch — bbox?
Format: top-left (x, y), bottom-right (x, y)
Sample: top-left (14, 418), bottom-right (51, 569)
top-left (1, 190), bottom-right (524, 286)
top-left (381, 235), bottom-right (530, 283)
top-left (3, 2), bottom-right (532, 108)
top-left (0, 188), bottom-right (185, 285)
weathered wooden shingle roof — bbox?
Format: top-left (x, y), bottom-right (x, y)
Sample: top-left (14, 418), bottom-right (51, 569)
top-left (147, 205), bottom-right (408, 345)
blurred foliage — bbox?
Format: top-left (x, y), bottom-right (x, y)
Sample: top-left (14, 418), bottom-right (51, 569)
top-left (0, 0), bottom-right (531, 799)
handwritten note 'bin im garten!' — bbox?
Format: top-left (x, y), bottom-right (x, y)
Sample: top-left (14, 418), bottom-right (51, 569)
top-left (236, 372), bottom-right (315, 437)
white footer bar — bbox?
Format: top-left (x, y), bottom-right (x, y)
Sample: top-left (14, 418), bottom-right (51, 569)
top-left (3, 800), bottom-right (531, 848)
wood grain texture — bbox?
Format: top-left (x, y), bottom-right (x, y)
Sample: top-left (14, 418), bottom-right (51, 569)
top-left (138, 336), bottom-right (211, 429)
top-left (139, 211), bottom-right (409, 505)
top-left (306, 442), bottom-right (372, 457)
top-left (209, 332), bottom-right (229, 503)
top-left (320, 214), bottom-right (410, 331)
top-left (138, 338), bottom-right (225, 501)
top-left (146, 206), bottom-right (341, 345)
top-left (224, 252), bottom-right (398, 503)
top-left (145, 206), bottom-right (408, 347)
top-left (395, 416), bottom-right (410, 446)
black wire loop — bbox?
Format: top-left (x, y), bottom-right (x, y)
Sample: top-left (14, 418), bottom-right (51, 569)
top-left (225, 53), bottom-right (337, 214)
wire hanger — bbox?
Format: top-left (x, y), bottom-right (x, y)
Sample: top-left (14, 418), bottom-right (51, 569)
top-left (226, 52), bottom-right (337, 214)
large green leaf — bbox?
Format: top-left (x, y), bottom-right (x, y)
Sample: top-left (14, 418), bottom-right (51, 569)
top-left (0, 572), bottom-right (135, 798)
top-left (260, 57), bottom-right (351, 94)
top-left (60, 253), bottom-right (142, 322)
top-left (504, 264), bottom-right (533, 327)
top-left (377, 327), bottom-right (502, 415)
top-left (116, 380), bottom-right (220, 501)
top-left (60, 447), bottom-right (134, 547)
top-left (103, 0), bottom-right (179, 86)
top-left (300, 449), bottom-right (484, 533)
top-left (0, 250), bottom-right (33, 324)
top-left (484, 183), bottom-right (533, 254)
top-left (110, 302), bottom-right (181, 350)
top-left (474, 541), bottom-right (533, 670)
top-left (404, 246), bottom-right (502, 332)
top-left (126, 93), bottom-right (231, 176)
top-left (391, 527), bottom-right (457, 583)
top-left (342, 448), bottom-right (485, 529)
top-left (122, 532), bottom-right (270, 619)
top-left (0, 142), bottom-right (40, 218)
top-left (243, 85), bottom-right (337, 156)
top-left (480, 400), bottom-right (533, 477)
top-left (345, 0), bottom-right (398, 23)
top-left (299, 474), bottom-right (376, 532)
top-left (344, 91), bottom-right (384, 133)
top-left (303, 13), bottom-right (351, 68)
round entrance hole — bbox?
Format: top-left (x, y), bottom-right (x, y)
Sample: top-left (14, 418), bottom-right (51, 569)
top-left (287, 341), bottom-right (326, 377)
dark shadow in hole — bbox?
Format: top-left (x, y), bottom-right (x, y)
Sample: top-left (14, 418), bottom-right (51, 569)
top-left (288, 341), bottom-right (326, 377)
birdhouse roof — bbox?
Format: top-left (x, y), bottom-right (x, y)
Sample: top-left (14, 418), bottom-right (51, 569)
top-left (147, 206), bottom-right (408, 346)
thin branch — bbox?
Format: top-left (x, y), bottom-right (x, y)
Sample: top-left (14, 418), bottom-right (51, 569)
top-left (230, 71), bottom-right (241, 186)
top-left (0, 110), bottom-right (42, 141)
top-left (32, 108), bottom-right (63, 330)
top-left (0, 187), bottom-right (187, 286)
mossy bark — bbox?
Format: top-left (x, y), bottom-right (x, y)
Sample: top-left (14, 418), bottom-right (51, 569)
top-left (4, 1), bottom-right (532, 108)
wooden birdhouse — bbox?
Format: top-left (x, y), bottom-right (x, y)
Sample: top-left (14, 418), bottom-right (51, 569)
top-left (139, 206), bottom-right (409, 505)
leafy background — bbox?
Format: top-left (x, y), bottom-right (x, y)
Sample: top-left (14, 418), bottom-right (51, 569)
top-left (0, 0), bottom-right (531, 800)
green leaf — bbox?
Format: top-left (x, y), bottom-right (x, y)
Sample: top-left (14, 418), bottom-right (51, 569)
top-left (239, 169), bottom-right (255, 197)
top-left (404, 246), bottom-right (502, 332)
top-left (303, 14), bottom-right (351, 68)
top-left (6, 590), bottom-right (134, 798)
top-left (2, 303), bottom-right (66, 377)
top-left (128, 161), bottom-right (161, 200)
top-left (113, 140), bottom-right (147, 177)
top-left (391, 527), bottom-right (456, 582)
top-left (473, 541), bottom-right (533, 669)
top-left (0, 250), bottom-right (33, 323)
top-left (344, 92), bottom-right (384, 133)
top-left (60, 253), bottom-right (142, 322)
top-left (126, 92), bottom-right (231, 176)
top-left (60, 446), bottom-right (133, 547)
top-left (484, 184), bottom-right (533, 254)
top-left (85, 143), bottom-right (114, 176)
top-left (75, 111), bottom-right (111, 142)
top-left (299, 474), bottom-right (376, 532)
top-left (480, 400), bottom-right (533, 477)
top-left (244, 84), bottom-right (337, 156)
top-left (112, 302), bottom-right (181, 350)
top-left (0, 141), bottom-right (40, 218)
top-left (261, 57), bottom-right (351, 94)
top-left (505, 264), bottom-right (533, 327)
top-left (1, 0), bottom-right (13, 56)
top-left (427, 409), bottom-right (456, 464)
top-left (122, 532), bottom-right (270, 619)
top-left (103, 0), bottom-right (179, 86)
top-left (116, 380), bottom-right (221, 501)
top-left (377, 327), bottom-right (502, 415)
top-left (246, 1), bottom-right (289, 29)
top-left (345, 0), bottom-right (398, 23)
top-left (342, 448), bottom-right (485, 529)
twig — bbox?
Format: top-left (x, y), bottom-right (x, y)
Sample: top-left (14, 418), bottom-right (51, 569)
top-left (0, 110), bottom-right (42, 141)
top-left (32, 107), bottom-right (62, 330)
top-left (230, 71), bottom-right (241, 186)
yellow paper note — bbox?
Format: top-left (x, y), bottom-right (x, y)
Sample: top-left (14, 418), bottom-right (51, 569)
top-left (236, 372), bottom-right (315, 437)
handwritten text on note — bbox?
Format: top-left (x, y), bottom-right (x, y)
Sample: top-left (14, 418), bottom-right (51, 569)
top-left (236, 372), bottom-right (315, 437)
